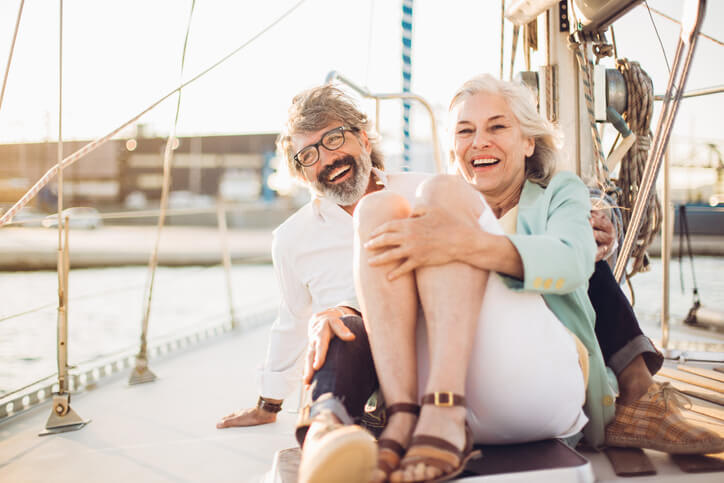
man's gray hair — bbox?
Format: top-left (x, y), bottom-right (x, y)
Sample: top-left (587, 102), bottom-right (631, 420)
top-left (277, 85), bottom-right (384, 178)
top-left (448, 74), bottom-right (562, 187)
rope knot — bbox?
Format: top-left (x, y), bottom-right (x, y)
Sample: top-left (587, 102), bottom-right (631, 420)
top-left (655, 382), bottom-right (693, 412)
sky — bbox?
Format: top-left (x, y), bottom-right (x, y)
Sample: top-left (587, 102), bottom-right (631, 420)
top-left (0, 0), bottom-right (722, 160)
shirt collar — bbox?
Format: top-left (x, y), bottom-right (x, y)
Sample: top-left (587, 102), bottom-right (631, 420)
top-left (311, 167), bottom-right (388, 220)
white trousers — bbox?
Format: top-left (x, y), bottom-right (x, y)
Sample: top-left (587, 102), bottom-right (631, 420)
top-left (415, 201), bottom-right (587, 444)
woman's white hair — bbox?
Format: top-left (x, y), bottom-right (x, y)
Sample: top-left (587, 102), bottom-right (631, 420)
top-left (448, 73), bottom-right (563, 186)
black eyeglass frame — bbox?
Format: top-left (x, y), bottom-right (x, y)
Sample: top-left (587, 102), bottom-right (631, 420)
top-left (293, 126), bottom-right (358, 167)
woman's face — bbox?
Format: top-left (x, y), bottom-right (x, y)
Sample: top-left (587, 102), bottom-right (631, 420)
top-left (452, 92), bottom-right (535, 200)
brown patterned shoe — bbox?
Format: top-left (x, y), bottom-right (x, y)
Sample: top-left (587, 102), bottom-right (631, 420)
top-left (605, 382), bottom-right (724, 454)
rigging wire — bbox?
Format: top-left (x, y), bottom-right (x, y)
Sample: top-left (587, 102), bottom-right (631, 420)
top-left (0, 0), bottom-right (24, 116)
top-left (643, 0), bottom-right (671, 73)
top-left (137, 0), bottom-right (197, 362)
top-left (500, 0), bottom-right (505, 80)
top-left (0, 0), bottom-right (308, 228)
top-left (364, 0), bottom-right (376, 87)
top-left (649, 5), bottom-right (724, 47)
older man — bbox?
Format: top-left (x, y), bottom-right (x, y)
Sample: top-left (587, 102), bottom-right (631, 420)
top-left (216, 84), bottom-right (717, 483)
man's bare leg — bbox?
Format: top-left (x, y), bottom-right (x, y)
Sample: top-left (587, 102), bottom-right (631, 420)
top-left (617, 355), bottom-right (655, 404)
top-left (397, 175), bottom-right (487, 482)
top-left (354, 191), bottom-right (420, 478)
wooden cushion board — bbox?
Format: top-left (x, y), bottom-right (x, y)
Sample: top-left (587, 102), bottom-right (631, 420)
top-left (655, 374), bottom-right (724, 406)
top-left (670, 453), bottom-right (724, 473)
top-left (658, 367), bottom-right (724, 394)
top-left (678, 365), bottom-right (724, 384)
top-left (604, 447), bottom-right (656, 476)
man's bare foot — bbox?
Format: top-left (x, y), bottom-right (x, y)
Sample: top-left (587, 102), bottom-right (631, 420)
top-left (372, 411), bottom-right (418, 483)
top-left (216, 407), bottom-right (276, 429)
top-left (391, 405), bottom-right (467, 483)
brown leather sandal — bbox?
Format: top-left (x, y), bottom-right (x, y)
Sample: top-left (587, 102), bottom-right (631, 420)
top-left (392, 392), bottom-right (482, 483)
top-left (373, 402), bottom-right (420, 483)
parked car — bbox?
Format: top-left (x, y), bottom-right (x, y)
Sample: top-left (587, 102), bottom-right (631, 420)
top-left (41, 207), bottom-right (103, 229)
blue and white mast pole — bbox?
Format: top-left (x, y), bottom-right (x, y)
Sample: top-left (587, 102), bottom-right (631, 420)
top-left (401, 0), bottom-right (413, 171)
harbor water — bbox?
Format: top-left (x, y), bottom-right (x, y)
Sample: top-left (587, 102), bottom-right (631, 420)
top-left (1, 257), bottom-right (723, 395)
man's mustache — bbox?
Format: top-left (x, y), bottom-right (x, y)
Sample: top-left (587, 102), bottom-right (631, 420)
top-left (319, 155), bottom-right (356, 183)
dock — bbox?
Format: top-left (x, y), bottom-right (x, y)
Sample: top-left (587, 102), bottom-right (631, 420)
top-left (0, 226), bottom-right (273, 270)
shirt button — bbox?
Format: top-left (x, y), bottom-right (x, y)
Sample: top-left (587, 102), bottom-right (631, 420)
top-left (543, 278), bottom-right (553, 289)
top-left (555, 278), bottom-right (565, 289)
top-left (603, 395), bottom-right (615, 406)
top-left (533, 277), bottom-right (543, 289)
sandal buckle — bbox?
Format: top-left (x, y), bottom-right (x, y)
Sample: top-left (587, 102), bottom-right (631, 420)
top-left (433, 391), bottom-right (454, 407)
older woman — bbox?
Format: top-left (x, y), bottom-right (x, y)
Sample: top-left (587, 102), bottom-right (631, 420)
top-left (354, 74), bottom-right (616, 483)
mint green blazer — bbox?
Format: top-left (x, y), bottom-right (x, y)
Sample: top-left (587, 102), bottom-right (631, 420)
top-left (500, 170), bottom-right (618, 448)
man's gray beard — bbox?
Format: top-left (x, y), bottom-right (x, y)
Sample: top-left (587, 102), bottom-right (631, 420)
top-left (314, 154), bottom-right (372, 206)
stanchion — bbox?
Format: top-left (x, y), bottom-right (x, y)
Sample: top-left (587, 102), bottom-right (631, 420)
top-left (217, 200), bottom-right (237, 329)
top-left (40, 218), bottom-right (89, 435)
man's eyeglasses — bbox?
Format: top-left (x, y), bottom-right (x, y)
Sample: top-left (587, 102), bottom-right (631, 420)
top-left (294, 126), bottom-right (356, 167)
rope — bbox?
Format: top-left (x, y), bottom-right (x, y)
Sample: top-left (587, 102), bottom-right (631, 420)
top-left (615, 58), bottom-right (661, 277)
top-left (500, 0), bottom-right (505, 80)
top-left (401, 0), bottom-right (414, 171)
top-left (137, 0), bottom-right (196, 359)
top-left (569, 40), bottom-right (608, 181)
top-left (569, 38), bottom-right (626, 271)
top-left (509, 24), bottom-right (519, 81)
top-left (0, 0), bottom-right (24, 116)
top-left (0, 0), bottom-right (308, 228)
top-left (649, 6), bottom-right (724, 48)
top-left (643, 1), bottom-right (670, 73)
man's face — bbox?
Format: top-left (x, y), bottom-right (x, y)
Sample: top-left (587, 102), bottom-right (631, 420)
top-left (291, 123), bottom-right (373, 206)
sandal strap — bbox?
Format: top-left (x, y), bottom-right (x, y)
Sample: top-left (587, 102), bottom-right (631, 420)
top-left (385, 402), bottom-right (421, 417)
top-left (409, 435), bottom-right (462, 459)
top-left (378, 438), bottom-right (405, 457)
top-left (420, 392), bottom-right (466, 407)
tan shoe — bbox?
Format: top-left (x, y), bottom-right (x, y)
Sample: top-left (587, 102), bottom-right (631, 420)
top-left (605, 382), bottom-right (724, 454)
top-left (298, 410), bottom-right (377, 483)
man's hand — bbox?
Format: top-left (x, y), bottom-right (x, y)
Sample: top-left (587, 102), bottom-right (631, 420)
top-left (590, 209), bottom-right (616, 262)
top-left (303, 308), bottom-right (356, 385)
top-left (216, 404), bottom-right (279, 429)
top-left (364, 203), bottom-right (478, 280)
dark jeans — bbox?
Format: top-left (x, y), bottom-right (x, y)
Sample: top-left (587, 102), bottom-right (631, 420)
top-left (588, 260), bottom-right (663, 376)
top-left (295, 315), bottom-right (378, 446)
top-left (296, 263), bottom-right (663, 445)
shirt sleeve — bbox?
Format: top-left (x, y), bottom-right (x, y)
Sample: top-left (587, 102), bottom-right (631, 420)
top-left (257, 230), bottom-right (313, 400)
top-left (504, 172), bottom-right (596, 294)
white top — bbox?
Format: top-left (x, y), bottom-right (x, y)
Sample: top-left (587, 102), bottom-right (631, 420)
top-left (259, 168), bottom-right (431, 399)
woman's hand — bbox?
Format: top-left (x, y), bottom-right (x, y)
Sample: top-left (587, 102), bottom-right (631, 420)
top-left (364, 204), bottom-right (478, 280)
top-left (303, 307), bottom-right (356, 385)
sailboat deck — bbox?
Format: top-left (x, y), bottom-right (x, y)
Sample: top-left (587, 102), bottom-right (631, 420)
top-left (1, 322), bottom-right (722, 482)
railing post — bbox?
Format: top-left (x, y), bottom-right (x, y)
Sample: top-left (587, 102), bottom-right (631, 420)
top-left (41, 0), bottom-right (88, 435)
top-left (41, 217), bottom-right (89, 436)
top-left (217, 200), bottom-right (237, 329)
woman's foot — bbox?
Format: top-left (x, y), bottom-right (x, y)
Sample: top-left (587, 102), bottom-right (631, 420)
top-left (372, 404), bottom-right (419, 483)
top-left (391, 393), bottom-right (479, 483)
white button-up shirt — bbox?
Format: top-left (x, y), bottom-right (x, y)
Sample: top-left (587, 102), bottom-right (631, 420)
top-left (259, 168), bottom-right (431, 399)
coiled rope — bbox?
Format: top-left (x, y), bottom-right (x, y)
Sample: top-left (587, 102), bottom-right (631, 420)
top-left (615, 59), bottom-right (661, 277)
top-left (569, 38), bottom-right (625, 269)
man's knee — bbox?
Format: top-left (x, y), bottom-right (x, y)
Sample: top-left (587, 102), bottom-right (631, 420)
top-left (354, 190), bottom-right (411, 235)
top-left (326, 315), bottom-right (369, 360)
top-left (415, 174), bottom-right (479, 213)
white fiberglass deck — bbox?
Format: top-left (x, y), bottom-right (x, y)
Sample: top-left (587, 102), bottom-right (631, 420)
top-left (1, 322), bottom-right (723, 482)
